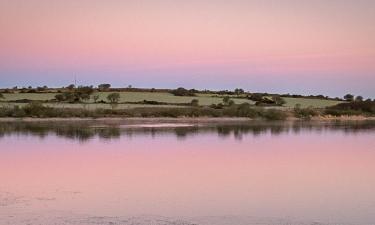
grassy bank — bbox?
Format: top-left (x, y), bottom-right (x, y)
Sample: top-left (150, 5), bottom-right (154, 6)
top-left (2, 87), bottom-right (373, 120)
top-left (0, 102), bottom-right (289, 120)
top-left (1, 101), bottom-right (374, 121)
top-left (0, 90), bottom-right (342, 109)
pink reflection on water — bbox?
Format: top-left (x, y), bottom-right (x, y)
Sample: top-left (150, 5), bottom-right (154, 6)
top-left (0, 130), bottom-right (375, 224)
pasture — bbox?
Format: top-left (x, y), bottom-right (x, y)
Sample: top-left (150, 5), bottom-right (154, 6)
top-left (282, 97), bottom-right (343, 108)
top-left (0, 91), bottom-right (342, 109)
top-left (1, 92), bottom-right (254, 106)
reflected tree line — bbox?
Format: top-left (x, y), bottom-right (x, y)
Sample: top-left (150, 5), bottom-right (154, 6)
top-left (0, 120), bottom-right (375, 142)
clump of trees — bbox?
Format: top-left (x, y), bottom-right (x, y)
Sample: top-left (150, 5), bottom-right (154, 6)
top-left (36, 86), bottom-right (48, 92)
top-left (355, 96), bottom-right (364, 102)
top-left (107, 93), bottom-right (121, 109)
top-left (248, 93), bottom-right (265, 102)
top-left (294, 104), bottom-right (319, 119)
top-left (107, 93), bottom-right (120, 103)
top-left (170, 87), bottom-right (196, 96)
top-left (67, 84), bottom-right (75, 90)
top-left (190, 99), bottom-right (199, 107)
top-left (249, 94), bottom-right (286, 106)
top-left (325, 100), bottom-right (375, 116)
top-left (98, 84), bottom-right (111, 91)
top-left (55, 86), bottom-right (95, 103)
top-left (92, 95), bottom-right (100, 103)
top-left (344, 94), bottom-right (354, 102)
top-left (234, 88), bottom-right (245, 95)
top-left (222, 96), bottom-right (235, 106)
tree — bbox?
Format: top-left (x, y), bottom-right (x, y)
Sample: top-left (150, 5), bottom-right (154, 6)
top-left (67, 84), bottom-right (75, 90)
top-left (191, 99), bottom-right (199, 107)
top-left (170, 87), bottom-right (196, 96)
top-left (98, 84), bottom-right (111, 91)
top-left (234, 88), bottom-right (244, 95)
top-left (0, 93), bottom-right (4, 99)
top-left (355, 96), bottom-right (363, 102)
top-left (107, 93), bottom-right (120, 103)
top-left (249, 93), bottom-right (264, 102)
top-left (93, 94), bottom-right (100, 103)
top-left (223, 96), bottom-right (230, 105)
top-left (80, 93), bottom-right (91, 102)
top-left (272, 95), bottom-right (286, 106)
top-left (36, 86), bottom-right (46, 92)
top-left (76, 86), bottom-right (94, 96)
top-left (63, 92), bottom-right (75, 102)
top-left (55, 94), bottom-right (65, 102)
top-left (344, 94), bottom-right (354, 102)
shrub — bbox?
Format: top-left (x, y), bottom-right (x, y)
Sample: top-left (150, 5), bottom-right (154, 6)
top-left (262, 109), bottom-right (288, 120)
top-left (236, 103), bottom-right (257, 118)
top-left (191, 99), bottom-right (199, 107)
top-left (12, 106), bottom-right (26, 117)
top-left (325, 101), bottom-right (375, 116)
top-left (93, 95), bottom-right (100, 103)
top-left (55, 94), bottom-right (65, 102)
top-left (344, 94), bottom-right (354, 102)
top-left (223, 96), bottom-right (230, 105)
top-left (98, 84), bottom-right (111, 91)
top-left (107, 93), bottom-right (120, 103)
top-left (248, 93), bottom-right (264, 102)
top-left (272, 95), bottom-right (286, 106)
top-left (294, 105), bottom-right (319, 119)
top-left (170, 87), bottom-right (196, 96)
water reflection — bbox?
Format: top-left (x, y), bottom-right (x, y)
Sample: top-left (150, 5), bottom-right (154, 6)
top-left (1, 120), bottom-right (375, 225)
top-left (0, 120), bottom-right (375, 142)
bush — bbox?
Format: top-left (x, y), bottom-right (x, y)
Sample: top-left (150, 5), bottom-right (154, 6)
top-left (262, 109), bottom-right (288, 120)
top-left (325, 101), bottom-right (375, 116)
top-left (236, 103), bottom-right (257, 117)
top-left (98, 84), bottom-right (111, 91)
top-left (248, 93), bottom-right (264, 102)
top-left (170, 87), bottom-right (196, 96)
top-left (107, 93), bottom-right (120, 103)
top-left (294, 105), bottom-right (319, 119)
top-left (55, 94), bottom-right (65, 102)
top-left (191, 99), bottom-right (199, 107)
top-left (12, 106), bottom-right (26, 117)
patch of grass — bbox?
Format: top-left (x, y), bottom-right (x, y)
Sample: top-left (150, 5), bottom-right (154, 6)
top-left (282, 97), bottom-right (342, 108)
top-left (294, 105), bottom-right (320, 119)
top-left (0, 102), bottom-right (288, 120)
top-left (2, 92), bottom-right (254, 106)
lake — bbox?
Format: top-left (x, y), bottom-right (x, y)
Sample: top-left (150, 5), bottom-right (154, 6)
top-left (0, 120), bottom-right (375, 225)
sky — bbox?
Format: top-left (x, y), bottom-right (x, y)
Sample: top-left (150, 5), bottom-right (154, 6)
top-left (0, 0), bottom-right (374, 97)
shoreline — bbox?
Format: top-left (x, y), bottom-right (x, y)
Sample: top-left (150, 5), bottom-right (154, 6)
top-left (1, 116), bottom-right (375, 123)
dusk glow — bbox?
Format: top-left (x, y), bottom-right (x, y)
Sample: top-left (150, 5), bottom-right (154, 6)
top-left (0, 0), bottom-right (374, 96)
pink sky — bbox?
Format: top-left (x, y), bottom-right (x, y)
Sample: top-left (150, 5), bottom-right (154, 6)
top-left (0, 0), bottom-right (374, 97)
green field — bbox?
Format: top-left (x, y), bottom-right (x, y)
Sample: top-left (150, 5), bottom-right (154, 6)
top-left (0, 92), bottom-right (342, 109)
top-left (282, 97), bottom-right (343, 108)
top-left (1, 92), bottom-right (254, 106)
top-left (0, 102), bottom-right (190, 110)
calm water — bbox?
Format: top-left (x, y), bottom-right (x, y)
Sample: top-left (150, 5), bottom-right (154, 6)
top-left (0, 120), bottom-right (375, 225)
